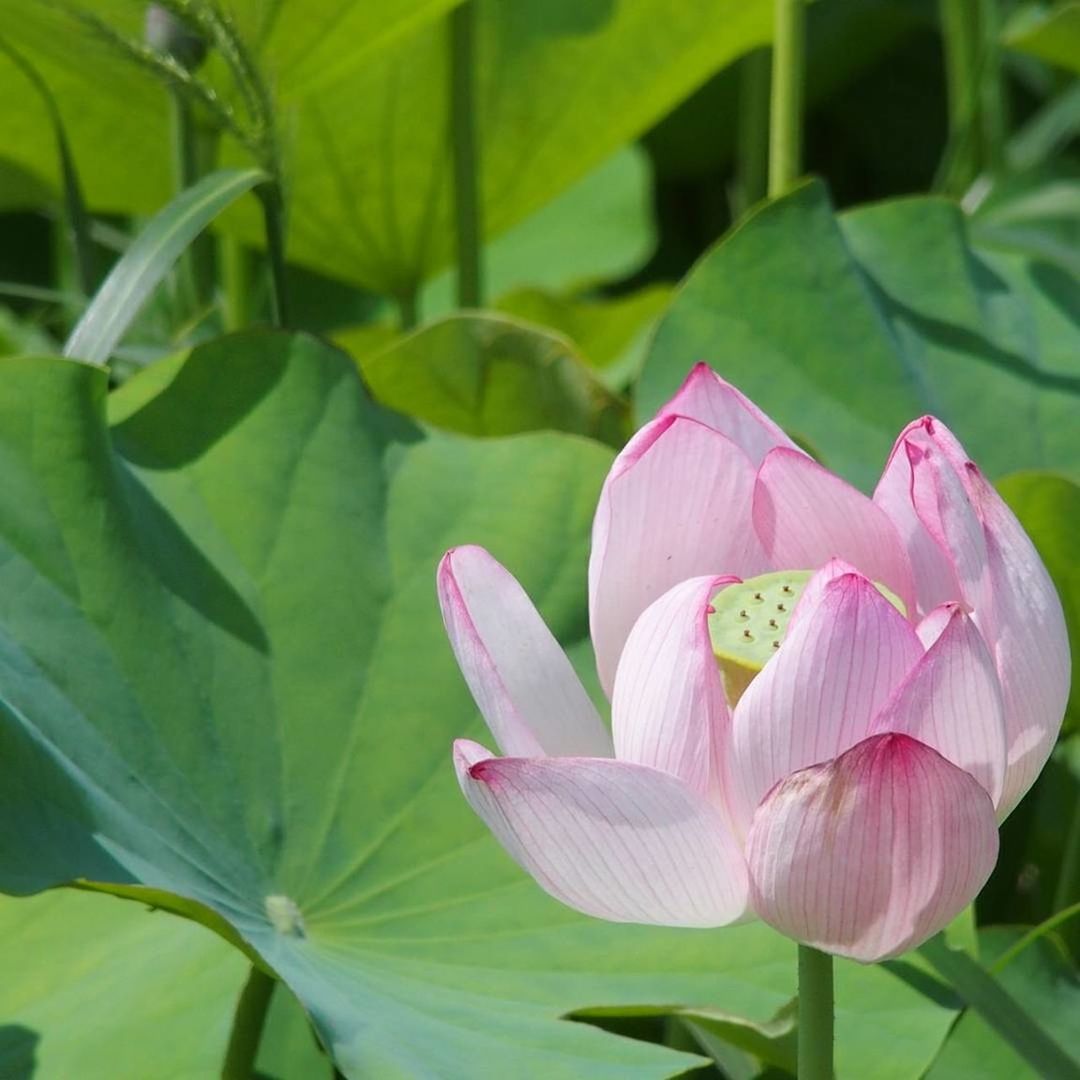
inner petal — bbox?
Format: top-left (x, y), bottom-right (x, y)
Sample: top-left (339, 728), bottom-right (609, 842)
top-left (709, 569), bottom-right (906, 705)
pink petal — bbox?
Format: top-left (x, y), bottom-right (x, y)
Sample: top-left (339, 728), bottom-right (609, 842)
top-left (745, 733), bottom-right (999, 962)
top-left (454, 740), bottom-right (749, 926)
top-left (589, 415), bottom-right (769, 697)
top-left (873, 417), bottom-right (986, 616)
top-left (438, 547), bottom-right (612, 758)
top-left (963, 465), bottom-right (1070, 817)
top-left (878, 417), bottom-right (1070, 816)
top-left (786, 556), bottom-right (861, 635)
top-left (754, 448), bottom-right (916, 616)
top-left (611, 575), bottom-right (737, 810)
top-left (657, 363), bottom-right (802, 466)
top-left (729, 570), bottom-right (923, 835)
top-left (871, 604), bottom-right (1007, 809)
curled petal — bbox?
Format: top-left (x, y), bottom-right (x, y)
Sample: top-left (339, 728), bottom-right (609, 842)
top-left (746, 733), bottom-right (999, 962)
top-left (438, 546), bottom-right (612, 758)
top-left (455, 740), bottom-right (749, 927)
top-left (873, 417), bottom-right (986, 617)
top-left (657, 363), bottom-right (802, 466)
top-left (730, 570), bottom-right (923, 834)
top-left (872, 604), bottom-right (1007, 809)
top-left (589, 415), bottom-right (768, 696)
top-left (612, 575), bottom-right (737, 809)
top-left (963, 465), bottom-right (1070, 817)
top-left (754, 448), bottom-right (916, 615)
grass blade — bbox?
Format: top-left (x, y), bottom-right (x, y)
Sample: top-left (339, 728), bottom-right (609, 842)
top-left (919, 933), bottom-right (1080, 1079)
top-left (64, 168), bottom-right (267, 365)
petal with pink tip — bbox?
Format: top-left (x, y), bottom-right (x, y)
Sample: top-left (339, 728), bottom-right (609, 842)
top-left (612, 575), bottom-right (737, 808)
top-left (871, 605), bottom-right (1007, 808)
top-left (746, 733), bottom-right (999, 962)
top-left (729, 570), bottom-right (923, 834)
top-left (438, 546), bottom-right (612, 758)
top-left (754, 448), bottom-right (916, 615)
top-left (454, 740), bottom-right (749, 926)
top-left (589, 416), bottom-right (769, 696)
top-left (785, 556), bottom-right (861, 635)
top-left (873, 417), bottom-right (985, 617)
top-left (963, 465), bottom-right (1070, 818)
top-left (657, 363), bottom-right (802, 466)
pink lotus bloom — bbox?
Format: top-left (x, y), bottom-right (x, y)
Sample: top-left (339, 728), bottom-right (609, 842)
top-left (438, 364), bottom-right (1070, 962)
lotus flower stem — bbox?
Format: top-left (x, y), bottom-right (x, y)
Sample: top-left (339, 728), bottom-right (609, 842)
top-left (768, 0), bottom-right (806, 197)
top-left (449, 0), bottom-right (484, 308)
top-left (222, 964), bottom-right (276, 1079)
top-left (798, 944), bottom-right (834, 1080)
top-left (258, 183), bottom-right (290, 328)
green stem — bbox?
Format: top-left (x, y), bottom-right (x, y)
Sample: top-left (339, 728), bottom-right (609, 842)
top-left (258, 183), bottom-right (290, 328)
top-left (170, 88), bottom-right (216, 312)
top-left (976, 0), bottom-right (1006, 172)
top-left (733, 47), bottom-right (771, 215)
top-left (938, 0), bottom-right (1004, 193)
top-left (797, 944), bottom-right (834, 1080)
top-left (768, 0), bottom-right (806, 197)
top-left (1053, 791), bottom-right (1080, 915)
top-left (992, 901), bottom-right (1080, 974)
top-left (221, 965), bottom-right (276, 1079)
top-left (448, 0), bottom-right (483, 308)
top-left (219, 234), bottom-right (252, 332)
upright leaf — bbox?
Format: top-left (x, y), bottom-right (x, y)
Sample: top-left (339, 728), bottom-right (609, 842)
top-left (640, 180), bottom-right (1080, 488)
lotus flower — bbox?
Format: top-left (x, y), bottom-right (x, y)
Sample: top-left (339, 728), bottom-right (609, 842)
top-left (438, 365), bottom-right (1069, 962)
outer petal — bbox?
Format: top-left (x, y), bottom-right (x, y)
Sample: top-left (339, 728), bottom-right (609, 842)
top-left (964, 465), bottom-right (1070, 817)
top-left (657, 363), bottom-right (802, 466)
top-left (754, 448), bottom-right (916, 615)
top-left (589, 415), bottom-right (769, 696)
top-left (438, 547), bottom-right (612, 758)
top-left (729, 570), bottom-right (923, 835)
top-left (612, 575), bottom-right (737, 810)
top-left (745, 733), bottom-right (999, 962)
top-left (454, 740), bottom-right (749, 927)
top-left (871, 604), bottom-right (1007, 809)
top-left (876, 417), bottom-right (1069, 816)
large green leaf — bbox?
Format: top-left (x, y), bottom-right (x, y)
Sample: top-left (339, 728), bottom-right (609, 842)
top-left (639, 180), bottom-right (1080, 489)
top-left (926, 927), bottom-right (1080, 1079)
top-left (0, 889), bottom-right (247, 1078)
top-left (0, 0), bottom-right (771, 294)
top-left (354, 312), bottom-right (629, 443)
top-left (0, 333), bottom-right (813, 1077)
